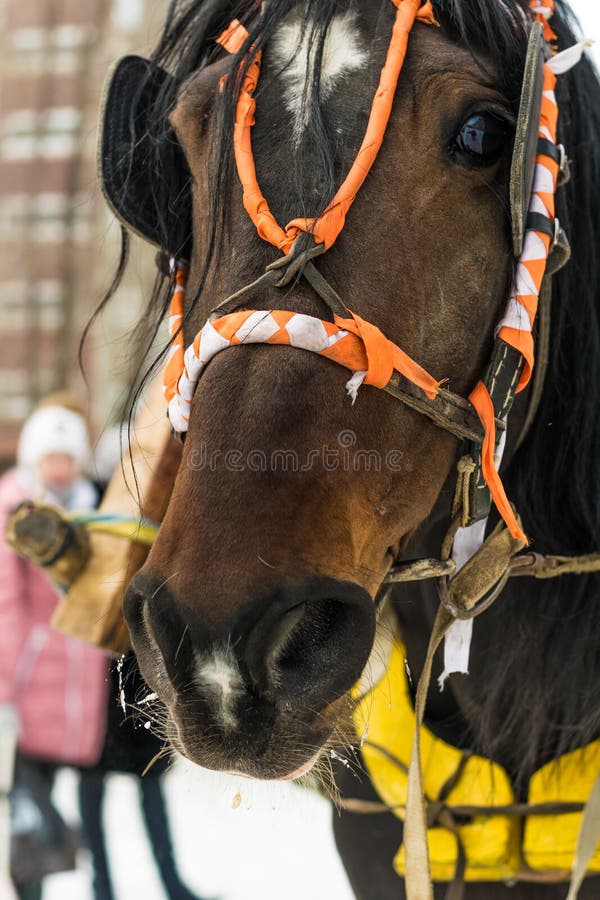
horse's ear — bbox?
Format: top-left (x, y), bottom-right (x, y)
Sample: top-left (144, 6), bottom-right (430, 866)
top-left (98, 55), bottom-right (192, 258)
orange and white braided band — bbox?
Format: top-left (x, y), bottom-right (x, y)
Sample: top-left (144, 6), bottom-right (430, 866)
top-left (495, 40), bottom-right (590, 392)
top-left (166, 308), bottom-right (441, 433)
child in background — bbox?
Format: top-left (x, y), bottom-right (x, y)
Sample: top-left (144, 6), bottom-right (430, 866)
top-left (0, 394), bottom-right (108, 900)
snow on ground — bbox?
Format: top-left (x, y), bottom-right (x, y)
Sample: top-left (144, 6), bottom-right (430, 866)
top-left (44, 759), bottom-right (355, 900)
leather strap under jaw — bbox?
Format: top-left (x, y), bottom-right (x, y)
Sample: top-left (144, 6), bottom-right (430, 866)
top-left (386, 375), bottom-right (502, 444)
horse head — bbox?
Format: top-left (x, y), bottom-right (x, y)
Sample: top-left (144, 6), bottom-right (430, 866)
top-left (113, 0), bottom-right (566, 779)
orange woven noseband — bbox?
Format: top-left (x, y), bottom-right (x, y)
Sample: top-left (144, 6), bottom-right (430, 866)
top-left (165, 309), bottom-right (442, 433)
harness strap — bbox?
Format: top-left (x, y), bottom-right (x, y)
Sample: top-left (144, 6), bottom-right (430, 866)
top-left (404, 623), bottom-right (600, 900)
top-left (404, 604), bottom-right (454, 900)
top-left (469, 382), bottom-right (525, 541)
top-left (497, 60), bottom-right (560, 392)
top-left (340, 793), bottom-right (587, 820)
top-left (402, 494), bottom-right (599, 897)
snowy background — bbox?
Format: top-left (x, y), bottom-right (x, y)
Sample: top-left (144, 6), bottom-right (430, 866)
top-left (43, 3), bottom-right (598, 898)
top-left (46, 762), bottom-right (354, 900)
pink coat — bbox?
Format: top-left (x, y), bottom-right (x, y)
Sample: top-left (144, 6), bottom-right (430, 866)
top-left (0, 468), bottom-right (108, 766)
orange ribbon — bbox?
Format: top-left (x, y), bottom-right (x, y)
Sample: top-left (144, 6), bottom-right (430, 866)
top-left (222, 1), bottom-right (437, 254)
top-left (163, 263), bottom-right (189, 404)
top-left (469, 381), bottom-right (527, 542)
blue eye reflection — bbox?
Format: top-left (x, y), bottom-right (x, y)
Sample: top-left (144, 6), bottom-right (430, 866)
top-left (454, 112), bottom-right (510, 164)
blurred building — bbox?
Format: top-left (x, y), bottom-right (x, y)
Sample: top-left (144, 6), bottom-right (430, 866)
top-left (0, 0), bottom-right (166, 464)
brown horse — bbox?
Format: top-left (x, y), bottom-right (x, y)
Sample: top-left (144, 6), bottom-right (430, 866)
top-left (98, 0), bottom-right (600, 897)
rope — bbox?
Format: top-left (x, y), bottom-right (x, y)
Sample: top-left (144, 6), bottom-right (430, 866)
top-left (451, 456), bottom-right (476, 526)
top-left (67, 512), bottom-right (159, 546)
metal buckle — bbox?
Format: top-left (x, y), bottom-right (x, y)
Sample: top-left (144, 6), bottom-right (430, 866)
top-left (507, 551), bottom-right (559, 576)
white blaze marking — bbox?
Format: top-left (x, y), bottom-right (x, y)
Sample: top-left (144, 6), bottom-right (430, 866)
top-left (271, 9), bottom-right (368, 144)
top-left (194, 649), bottom-right (243, 729)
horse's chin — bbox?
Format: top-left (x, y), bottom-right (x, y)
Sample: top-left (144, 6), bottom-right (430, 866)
top-left (173, 738), bottom-right (323, 781)
top-left (221, 751), bottom-right (322, 782)
top-left (164, 698), bottom-right (344, 782)
top-left (278, 752), bottom-right (322, 781)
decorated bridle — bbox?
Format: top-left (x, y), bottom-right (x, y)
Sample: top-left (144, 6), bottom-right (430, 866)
top-left (162, 0), bottom-right (582, 563)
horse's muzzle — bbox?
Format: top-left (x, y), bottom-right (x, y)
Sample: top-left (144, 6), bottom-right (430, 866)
top-left (123, 573), bottom-right (376, 778)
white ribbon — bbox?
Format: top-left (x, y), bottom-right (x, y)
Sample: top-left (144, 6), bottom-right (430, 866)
top-left (547, 41), bottom-right (594, 76)
top-left (439, 429), bottom-right (508, 689)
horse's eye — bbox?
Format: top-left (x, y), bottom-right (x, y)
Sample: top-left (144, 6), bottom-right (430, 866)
top-left (452, 112), bottom-right (511, 167)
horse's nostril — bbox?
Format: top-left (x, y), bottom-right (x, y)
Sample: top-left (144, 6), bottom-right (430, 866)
top-left (123, 572), bottom-right (193, 694)
top-left (264, 602), bottom-right (306, 667)
top-left (277, 597), bottom-right (367, 698)
top-left (123, 583), bottom-right (145, 639)
top-left (242, 579), bottom-right (375, 707)
top-left (243, 600), bottom-right (305, 698)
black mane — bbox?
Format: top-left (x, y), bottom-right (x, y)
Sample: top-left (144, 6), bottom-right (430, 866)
top-left (92, 0), bottom-right (600, 783)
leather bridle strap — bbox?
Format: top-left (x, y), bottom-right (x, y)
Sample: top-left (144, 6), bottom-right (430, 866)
top-left (513, 275), bottom-right (553, 451)
top-left (461, 19), bottom-right (576, 535)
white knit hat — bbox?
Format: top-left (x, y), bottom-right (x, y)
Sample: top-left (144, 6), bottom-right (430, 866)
top-left (17, 405), bottom-right (91, 472)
